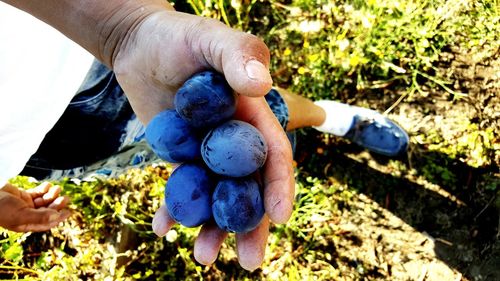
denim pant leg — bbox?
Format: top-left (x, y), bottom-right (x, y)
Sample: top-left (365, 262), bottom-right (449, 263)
top-left (21, 60), bottom-right (144, 179)
top-left (264, 89), bottom-right (297, 156)
top-left (22, 61), bottom-right (295, 180)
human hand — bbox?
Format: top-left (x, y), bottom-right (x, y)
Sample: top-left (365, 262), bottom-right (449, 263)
top-left (1, 0), bottom-right (293, 269)
top-left (111, 8), bottom-right (294, 270)
top-left (0, 182), bottom-right (71, 232)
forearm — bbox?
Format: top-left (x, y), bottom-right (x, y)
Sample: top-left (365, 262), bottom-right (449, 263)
top-left (2, 0), bottom-right (174, 68)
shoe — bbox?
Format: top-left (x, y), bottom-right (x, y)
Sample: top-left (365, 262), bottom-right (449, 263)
top-left (343, 114), bottom-right (409, 156)
top-left (313, 101), bottom-right (409, 157)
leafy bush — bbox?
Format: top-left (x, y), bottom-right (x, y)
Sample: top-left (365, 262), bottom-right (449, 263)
top-left (180, 0), bottom-right (498, 102)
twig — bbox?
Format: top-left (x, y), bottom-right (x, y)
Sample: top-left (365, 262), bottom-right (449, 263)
top-left (416, 71), bottom-right (468, 98)
top-left (435, 238), bottom-right (453, 246)
top-left (417, 266), bottom-right (428, 281)
top-left (474, 195), bottom-right (496, 221)
top-left (384, 89), bottom-right (411, 115)
top-left (0, 265), bottom-right (39, 276)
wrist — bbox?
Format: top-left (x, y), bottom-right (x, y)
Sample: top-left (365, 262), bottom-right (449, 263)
top-left (96, 0), bottom-right (175, 68)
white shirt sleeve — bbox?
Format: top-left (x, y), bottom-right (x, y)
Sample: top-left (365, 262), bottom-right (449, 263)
top-left (0, 2), bottom-right (95, 185)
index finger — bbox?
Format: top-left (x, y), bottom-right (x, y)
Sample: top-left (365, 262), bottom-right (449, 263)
top-left (233, 96), bottom-right (295, 224)
top-left (26, 182), bottom-right (51, 198)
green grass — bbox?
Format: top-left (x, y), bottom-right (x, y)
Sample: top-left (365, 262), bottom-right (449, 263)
top-left (3, 169), bottom-right (356, 280)
top-left (182, 0), bottom-right (499, 103)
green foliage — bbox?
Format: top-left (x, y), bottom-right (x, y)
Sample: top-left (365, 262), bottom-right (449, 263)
top-left (415, 121), bottom-right (498, 168)
top-left (1, 167), bottom-right (352, 280)
top-left (2, 0), bottom-right (499, 280)
top-left (176, 0), bottom-right (499, 102)
top-left (0, 232), bottom-right (27, 264)
top-left (174, 0), bottom-right (500, 166)
top-left (2, 167), bottom-right (182, 280)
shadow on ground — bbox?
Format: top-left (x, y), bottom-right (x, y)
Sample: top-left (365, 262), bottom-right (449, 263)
top-left (294, 129), bottom-right (499, 281)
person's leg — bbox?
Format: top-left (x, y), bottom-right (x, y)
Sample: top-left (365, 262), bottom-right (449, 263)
top-left (275, 87), bottom-right (326, 130)
top-left (275, 87), bottom-right (409, 157)
top-left (22, 60), bottom-right (157, 180)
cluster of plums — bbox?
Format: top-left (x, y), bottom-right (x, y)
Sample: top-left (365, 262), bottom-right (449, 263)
top-left (145, 71), bottom-right (267, 233)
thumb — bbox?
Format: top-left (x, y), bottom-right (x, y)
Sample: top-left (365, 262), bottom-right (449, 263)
top-left (188, 18), bottom-right (273, 97)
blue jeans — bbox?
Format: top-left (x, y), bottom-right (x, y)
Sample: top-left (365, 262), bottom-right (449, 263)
top-left (22, 60), bottom-right (295, 179)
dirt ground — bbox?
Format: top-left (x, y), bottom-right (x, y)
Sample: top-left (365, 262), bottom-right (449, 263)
top-left (293, 43), bottom-right (499, 280)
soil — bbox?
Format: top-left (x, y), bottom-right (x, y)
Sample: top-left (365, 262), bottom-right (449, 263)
top-left (293, 43), bottom-right (499, 280)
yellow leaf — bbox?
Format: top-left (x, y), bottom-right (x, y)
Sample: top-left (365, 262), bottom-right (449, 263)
top-left (350, 55), bottom-right (361, 67)
top-left (308, 53), bottom-right (319, 61)
top-left (4, 243), bottom-right (23, 262)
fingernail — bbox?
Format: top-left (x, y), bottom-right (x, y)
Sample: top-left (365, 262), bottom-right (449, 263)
top-left (242, 263), bottom-right (261, 272)
top-left (152, 217), bottom-right (166, 237)
top-left (245, 60), bottom-right (273, 85)
top-left (271, 197), bottom-right (293, 224)
top-left (271, 200), bottom-right (286, 224)
top-left (152, 221), bottom-right (162, 236)
top-left (49, 213), bottom-right (60, 222)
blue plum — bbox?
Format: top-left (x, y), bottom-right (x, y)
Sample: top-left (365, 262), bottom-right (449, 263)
top-left (211, 177), bottom-right (265, 233)
top-left (165, 163), bottom-right (215, 227)
top-left (201, 120), bottom-right (268, 177)
top-left (175, 71), bottom-right (237, 128)
top-left (145, 109), bottom-right (201, 163)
